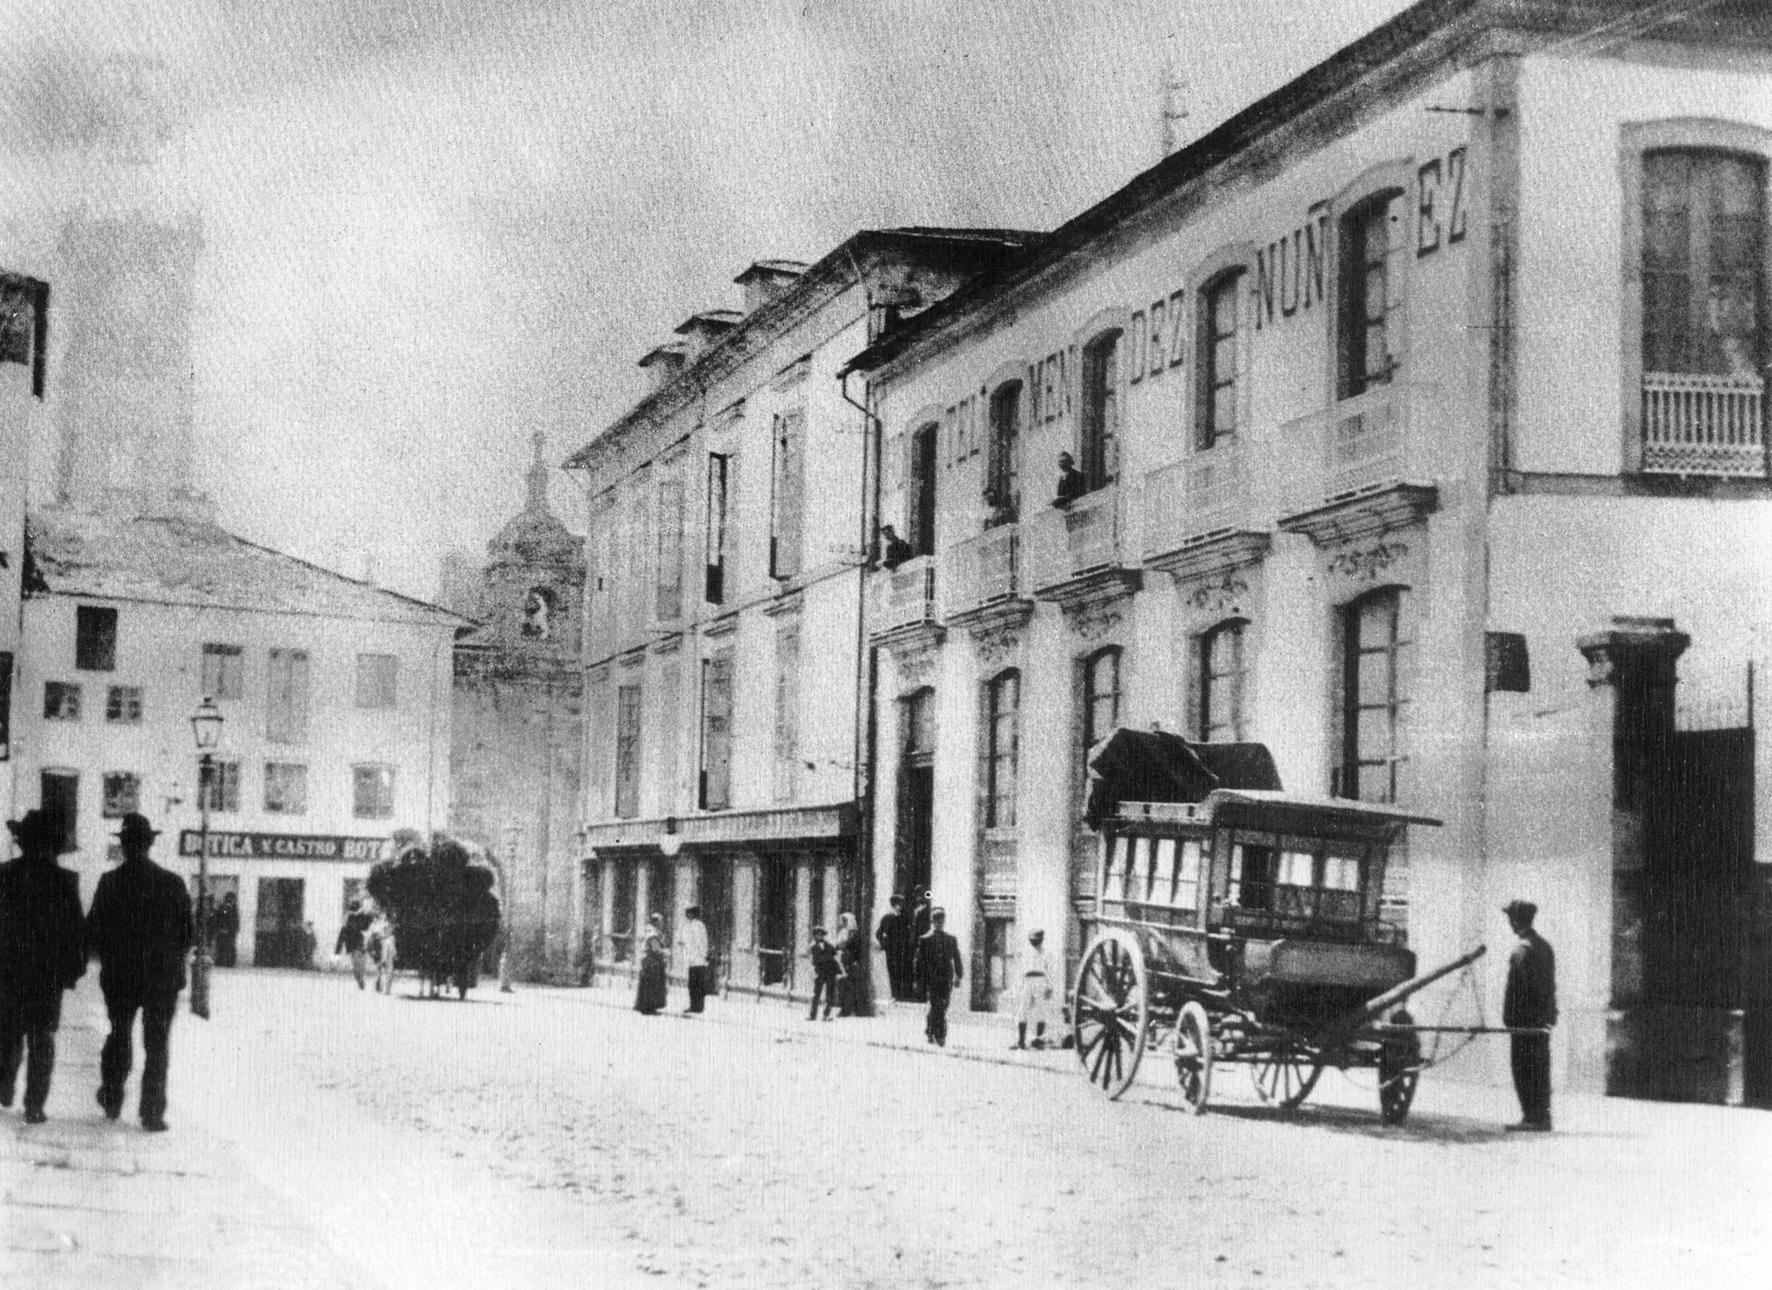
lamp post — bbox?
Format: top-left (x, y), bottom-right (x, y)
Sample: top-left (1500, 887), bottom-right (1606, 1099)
top-left (189, 696), bottom-right (224, 1019)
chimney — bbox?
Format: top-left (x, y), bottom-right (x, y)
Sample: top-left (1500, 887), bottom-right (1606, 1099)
top-left (734, 260), bottom-right (808, 314)
top-left (672, 309), bottom-right (743, 363)
top-left (638, 342), bottom-right (688, 395)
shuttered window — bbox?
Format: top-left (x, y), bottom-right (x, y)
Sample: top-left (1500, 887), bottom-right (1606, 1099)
top-left (265, 649), bottom-right (310, 744)
top-left (773, 623), bottom-right (800, 803)
top-left (1338, 191), bottom-right (1405, 399)
top-left (699, 652), bottom-right (734, 810)
top-left (985, 384), bottom-right (1021, 525)
top-left (1079, 332), bottom-right (1120, 491)
top-left (656, 475), bottom-right (684, 622)
top-left (770, 411), bottom-right (805, 580)
top-left (1197, 271), bottom-right (1243, 449)
top-left (615, 684), bottom-right (642, 819)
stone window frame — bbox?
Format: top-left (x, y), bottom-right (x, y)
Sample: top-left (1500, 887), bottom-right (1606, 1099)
top-left (1189, 242), bottom-right (1258, 453)
top-left (1618, 117), bottom-right (1772, 474)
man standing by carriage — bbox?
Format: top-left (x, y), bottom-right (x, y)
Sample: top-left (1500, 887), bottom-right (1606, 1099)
top-left (1502, 900), bottom-right (1556, 1132)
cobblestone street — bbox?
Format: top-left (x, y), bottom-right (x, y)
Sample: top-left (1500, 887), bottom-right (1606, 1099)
top-left (62, 968), bottom-right (1757, 1290)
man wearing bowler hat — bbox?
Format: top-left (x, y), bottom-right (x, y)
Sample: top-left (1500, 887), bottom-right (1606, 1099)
top-left (86, 813), bottom-right (193, 1133)
top-left (1502, 899), bottom-right (1556, 1132)
top-left (0, 810), bottom-right (87, 1123)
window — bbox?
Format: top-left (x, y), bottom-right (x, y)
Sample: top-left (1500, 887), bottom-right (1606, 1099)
top-left (1643, 149), bottom-right (1764, 378)
top-left (614, 683), bottom-right (642, 819)
top-left (1078, 331), bottom-right (1121, 491)
top-left (265, 649), bottom-right (310, 743)
top-left (705, 453), bottom-right (730, 605)
top-left (105, 685), bottom-right (143, 723)
top-left (611, 862), bottom-right (637, 962)
top-left (773, 622), bottom-right (800, 803)
top-left (770, 410), bottom-right (805, 580)
top-left (264, 762), bottom-right (308, 814)
top-left (1196, 271), bottom-right (1243, 448)
top-left (101, 772), bottom-right (140, 818)
top-left (985, 384), bottom-right (1022, 526)
top-left (201, 759), bottom-right (241, 814)
top-left (699, 652), bottom-right (733, 810)
top-left (44, 681), bottom-right (81, 720)
top-left (202, 643), bottom-right (244, 700)
top-left (352, 764), bottom-right (395, 819)
top-left (1199, 620), bottom-right (1247, 743)
top-left (355, 655), bottom-right (397, 709)
top-left (75, 605), bottom-right (117, 671)
top-left (1335, 589), bottom-right (1411, 803)
top-left (39, 770), bottom-right (77, 852)
top-left (1337, 191), bottom-right (1404, 399)
top-left (655, 475), bottom-right (684, 621)
top-left (983, 669), bottom-right (1021, 829)
top-left (1081, 646), bottom-right (1122, 790)
top-left (906, 422), bottom-right (938, 555)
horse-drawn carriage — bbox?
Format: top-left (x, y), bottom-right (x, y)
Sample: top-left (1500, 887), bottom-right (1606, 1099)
top-left (1072, 732), bottom-right (1485, 1123)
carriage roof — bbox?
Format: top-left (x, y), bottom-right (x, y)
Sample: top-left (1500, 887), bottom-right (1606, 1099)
top-left (1112, 790), bottom-right (1442, 840)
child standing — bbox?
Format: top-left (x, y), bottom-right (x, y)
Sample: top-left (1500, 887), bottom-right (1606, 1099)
top-left (805, 926), bottom-right (842, 1021)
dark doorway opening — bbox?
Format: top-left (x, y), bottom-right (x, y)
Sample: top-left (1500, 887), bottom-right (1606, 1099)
top-left (697, 854), bottom-right (732, 989)
top-left (757, 854), bottom-right (794, 986)
top-left (254, 877), bottom-right (307, 968)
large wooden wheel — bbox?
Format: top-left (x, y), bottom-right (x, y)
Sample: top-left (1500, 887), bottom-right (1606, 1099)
top-left (1378, 1008), bottom-right (1421, 1126)
top-left (1073, 933), bottom-right (1149, 1100)
top-left (1172, 1001), bottom-right (1213, 1115)
top-left (1249, 1042), bottom-right (1324, 1110)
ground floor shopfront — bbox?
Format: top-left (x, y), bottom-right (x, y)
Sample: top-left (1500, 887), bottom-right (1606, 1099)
top-left (170, 828), bottom-right (394, 970)
top-left (580, 805), bottom-right (863, 1002)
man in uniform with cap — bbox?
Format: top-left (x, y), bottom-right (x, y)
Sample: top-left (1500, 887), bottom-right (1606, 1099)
top-left (0, 810), bottom-right (87, 1123)
top-left (1502, 899), bottom-right (1556, 1132)
top-left (86, 813), bottom-right (193, 1133)
top-left (914, 906), bottom-right (964, 1047)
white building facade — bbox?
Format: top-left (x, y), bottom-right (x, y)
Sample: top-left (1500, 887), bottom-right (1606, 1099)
top-left (850, 0), bottom-right (1772, 1102)
top-left (17, 508), bottom-right (465, 964)
top-left (567, 231), bottom-right (1032, 1001)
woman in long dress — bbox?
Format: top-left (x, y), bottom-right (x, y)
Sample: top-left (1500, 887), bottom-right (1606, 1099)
top-left (634, 913), bottom-right (669, 1015)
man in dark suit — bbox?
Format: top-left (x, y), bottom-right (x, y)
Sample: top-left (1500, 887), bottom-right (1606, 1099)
top-left (86, 814), bottom-right (193, 1133)
top-left (1502, 899), bottom-right (1557, 1132)
top-left (0, 810), bottom-right (87, 1124)
top-left (914, 906), bottom-right (965, 1048)
top-left (874, 895), bottom-right (909, 1001)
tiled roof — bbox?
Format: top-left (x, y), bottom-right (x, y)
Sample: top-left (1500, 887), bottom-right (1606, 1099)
top-left (26, 508), bottom-right (473, 628)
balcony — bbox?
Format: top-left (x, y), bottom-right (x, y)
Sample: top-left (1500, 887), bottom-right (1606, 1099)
top-left (1641, 372), bottom-right (1766, 478)
top-left (867, 557), bottom-right (942, 650)
top-left (1276, 382), bottom-right (1439, 545)
top-left (942, 525), bottom-right (1030, 631)
top-left (1025, 485), bottom-right (1142, 606)
top-left (1141, 444), bottom-right (1272, 580)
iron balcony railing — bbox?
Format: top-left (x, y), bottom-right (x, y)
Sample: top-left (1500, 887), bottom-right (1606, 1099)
top-left (868, 557), bottom-right (938, 637)
top-left (1278, 382), bottom-right (1435, 513)
top-left (1026, 485), bottom-right (1125, 591)
top-left (943, 525), bottom-right (1023, 618)
top-left (1641, 371), bottom-right (1766, 477)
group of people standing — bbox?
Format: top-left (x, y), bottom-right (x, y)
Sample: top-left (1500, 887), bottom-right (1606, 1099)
top-left (0, 811), bottom-right (192, 1131)
top-left (633, 905), bottom-right (713, 1017)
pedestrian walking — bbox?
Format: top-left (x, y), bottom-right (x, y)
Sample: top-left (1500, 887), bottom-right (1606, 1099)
top-left (805, 926), bottom-right (841, 1021)
top-left (875, 894), bottom-right (911, 1001)
top-left (1011, 928), bottom-right (1055, 1050)
top-left (678, 905), bottom-right (711, 1015)
top-left (370, 914), bottom-right (398, 994)
top-left (213, 891), bottom-right (240, 968)
top-left (336, 900), bottom-right (376, 989)
top-left (86, 813), bottom-right (193, 1133)
top-left (908, 890), bottom-right (933, 1002)
top-left (634, 913), bottom-right (669, 1015)
top-left (0, 810), bottom-right (87, 1124)
top-left (1502, 899), bottom-right (1557, 1132)
top-left (914, 907), bottom-right (964, 1047)
top-left (834, 912), bottom-right (863, 1016)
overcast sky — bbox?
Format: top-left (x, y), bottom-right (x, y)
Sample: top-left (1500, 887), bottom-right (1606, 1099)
top-left (0, 0), bottom-right (1412, 599)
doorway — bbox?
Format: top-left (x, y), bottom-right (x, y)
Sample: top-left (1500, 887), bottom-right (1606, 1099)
top-left (696, 854), bottom-right (732, 990)
top-left (254, 877), bottom-right (307, 968)
top-left (757, 854), bottom-right (794, 986)
top-left (895, 689), bottom-right (936, 907)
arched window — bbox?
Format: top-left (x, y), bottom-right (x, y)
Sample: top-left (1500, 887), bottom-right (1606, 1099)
top-left (1082, 646), bottom-right (1122, 759)
top-left (1337, 188), bottom-right (1406, 399)
top-left (983, 669), bottom-right (1021, 828)
top-left (1196, 269), bottom-right (1244, 450)
top-left (902, 687), bottom-right (936, 763)
top-left (906, 421), bottom-right (939, 556)
top-left (1198, 619), bottom-right (1247, 743)
top-left (1335, 589), bottom-right (1410, 803)
top-left (984, 381), bottom-right (1023, 526)
top-left (1079, 330), bottom-right (1122, 490)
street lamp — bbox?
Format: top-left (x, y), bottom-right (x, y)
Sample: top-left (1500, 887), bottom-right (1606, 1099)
top-left (188, 696), bottom-right (224, 1019)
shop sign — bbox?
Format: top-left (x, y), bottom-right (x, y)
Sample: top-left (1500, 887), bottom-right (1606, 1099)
top-left (177, 830), bottom-right (392, 863)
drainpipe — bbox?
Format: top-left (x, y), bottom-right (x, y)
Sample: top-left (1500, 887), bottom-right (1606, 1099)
top-left (841, 360), bottom-right (883, 1018)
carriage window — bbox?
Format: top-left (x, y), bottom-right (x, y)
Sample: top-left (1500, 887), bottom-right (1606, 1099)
top-left (1323, 851), bottom-right (1362, 891)
top-left (1174, 839), bottom-right (1203, 914)
top-left (1103, 834), bottom-right (1129, 904)
top-left (1152, 838), bottom-right (1177, 905)
top-left (1130, 837), bottom-right (1152, 903)
top-left (1229, 838), bottom-right (1277, 911)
